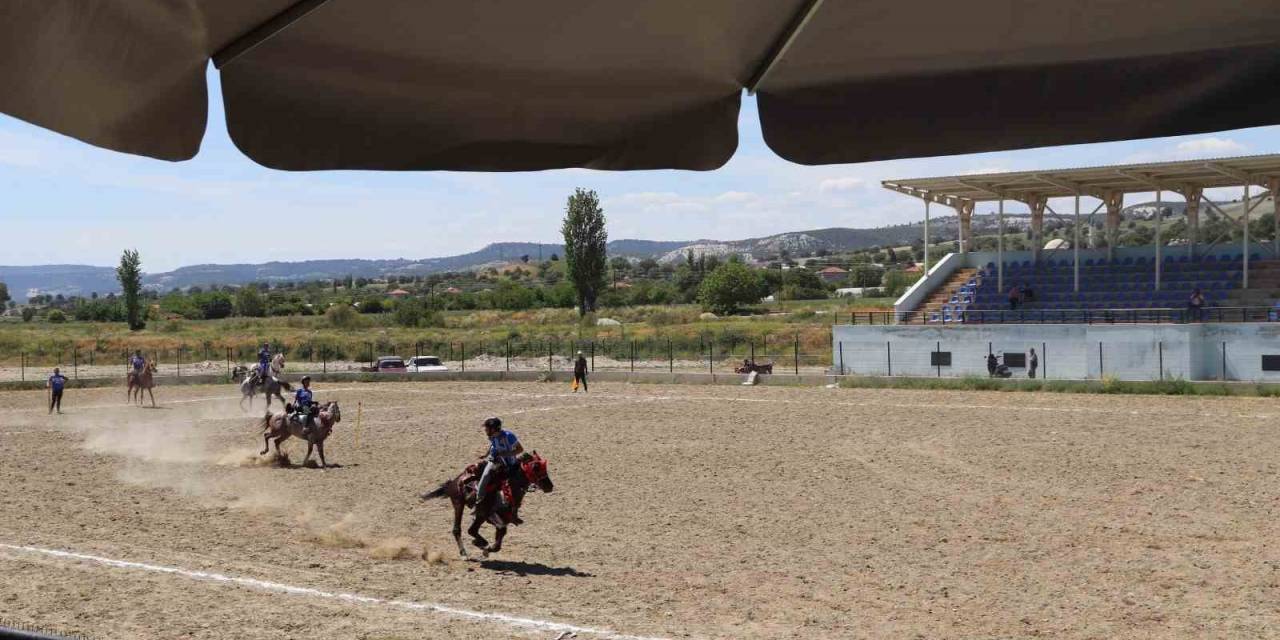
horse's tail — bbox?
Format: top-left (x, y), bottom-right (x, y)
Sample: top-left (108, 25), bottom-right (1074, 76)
top-left (420, 481), bottom-right (451, 501)
top-left (258, 411), bottom-right (273, 432)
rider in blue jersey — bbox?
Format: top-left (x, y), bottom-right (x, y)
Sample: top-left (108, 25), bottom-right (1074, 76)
top-left (292, 375), bottom-right (315, 437)
top-left (473, 417), bottom-right (526, 523)
top-left (257, 342), bottom-right (272, 384)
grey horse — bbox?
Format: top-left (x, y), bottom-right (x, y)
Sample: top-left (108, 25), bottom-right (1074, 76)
top-left (239, 372), bottom-right (292, 411)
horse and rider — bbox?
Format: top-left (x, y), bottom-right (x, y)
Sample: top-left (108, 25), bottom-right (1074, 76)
top-left (258, 375), bottom-right (341, 467)
top-left (239, 343), bottom-right (291, 410)
top-left (420, 416), bottom-right (553, 557)
top-left (126, 350), bottom-right (158, 407)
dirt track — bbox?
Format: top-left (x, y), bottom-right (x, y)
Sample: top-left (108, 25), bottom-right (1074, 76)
top-left (2, 381), bottom-right (1279, 639)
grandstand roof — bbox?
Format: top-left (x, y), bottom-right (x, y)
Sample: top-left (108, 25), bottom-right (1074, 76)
top-left (883, 154), bottom-right (1280, 204)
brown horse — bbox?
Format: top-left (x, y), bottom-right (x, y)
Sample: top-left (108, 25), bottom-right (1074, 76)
top-left (258, 401), bottom-right (341, 468)
top-left (127, 360), bottom-right (157, 407)
top-left (420, 453), bottom-right (553, 557)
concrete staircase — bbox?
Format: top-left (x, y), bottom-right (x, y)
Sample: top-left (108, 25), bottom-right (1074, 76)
top-left (914, 268), bottom-right (979, 321)
top-left (1224, 260), bottom-right (1280, 308)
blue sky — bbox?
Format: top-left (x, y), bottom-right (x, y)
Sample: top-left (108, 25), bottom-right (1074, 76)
top-left (2, 68), bottom-right (1278, 272)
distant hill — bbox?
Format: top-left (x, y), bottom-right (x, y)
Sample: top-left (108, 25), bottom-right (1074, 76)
top-left (29, 204), bottom-right (1255, 302)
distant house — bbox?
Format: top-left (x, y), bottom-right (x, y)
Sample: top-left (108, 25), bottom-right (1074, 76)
top-left (904, 263), bottom-right (923, 273)
top-left (444, 287), bottom-right (463, 294)
top-left (611, 281), bottom-right (633, 290)
top-left (817, 266), bottom-right (848, 283)
top-left (387, 288), bottom-right (411, 298)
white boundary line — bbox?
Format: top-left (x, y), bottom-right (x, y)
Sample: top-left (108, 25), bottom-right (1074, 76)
top-left (0, 543), bottom-right (672, 640)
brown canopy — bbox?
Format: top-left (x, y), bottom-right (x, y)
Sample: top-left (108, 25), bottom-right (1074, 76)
top-left (2, 1), bottom-right (1278, 171)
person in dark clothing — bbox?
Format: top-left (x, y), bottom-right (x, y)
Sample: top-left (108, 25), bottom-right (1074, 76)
top-left (48, 367), bottom-right (67, 414)
top-left (573, 350), bottom-right (589, 393)
top-left (1008, 286), bottom-right (1021, 310)
top-left (1022, 283), bottom-right (1035, 304)
top-left (1187, 288), bottom-right (1206, 322)
top-left (986, 353), bottom-right (998, 376)
top-left (1028, 348), bottom-right (1039, 379)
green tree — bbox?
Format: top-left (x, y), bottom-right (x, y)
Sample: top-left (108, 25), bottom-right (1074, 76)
top-left (561, 188), bottom-right (608, 315)
top-left (698, 262), bottom-right (764, 315)
top-left (21, 307), bottom-right (35, 322)
top-left (235, 285), bottom-right (266, 317)
top-left (47, 309), bottom-right (66, 323)
top-left (0, 281), bottom-right (9, 306)
top-left (116, 249), bottom-right (145, 330)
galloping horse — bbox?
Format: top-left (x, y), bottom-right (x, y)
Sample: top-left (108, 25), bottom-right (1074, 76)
top-left (420, 454), bottom-right (553, 557)
top-left (240, 372), bottom-right (291, 410)
top-left (258, 401), bottom-right (341, 468)
top-left (127, 360), bottom-right (157, 407)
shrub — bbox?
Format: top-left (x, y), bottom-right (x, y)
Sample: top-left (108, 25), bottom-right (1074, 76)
top-left (698, 262), bottom-right (765, 315)
top-left (46, 309), bottom-right (66, 323)
top-left (326, 304), bottom-right (363, 329)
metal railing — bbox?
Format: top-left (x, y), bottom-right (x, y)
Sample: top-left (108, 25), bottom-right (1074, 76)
top-left (844, 306), bottom-right (1280, 326)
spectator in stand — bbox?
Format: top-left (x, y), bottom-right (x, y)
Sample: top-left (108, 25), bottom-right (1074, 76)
top-left (1028, 348), bottom-right (1039, 379)
top-left (1021, 283), bottom-right (1036, 304)
top-left (1187, 288), bottom-right (1206, 322)
top-left (1008, 285), bottom-right (1022, 310)
top-left (47, 367), bottom-right (67, 414)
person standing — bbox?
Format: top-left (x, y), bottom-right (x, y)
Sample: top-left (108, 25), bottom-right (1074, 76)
top-left (1028, 348), bottom-right (1039, 379)
top-left (47, 367), bottom-right (67, 414)
top-left (573, 350), bottom-right (589, 393)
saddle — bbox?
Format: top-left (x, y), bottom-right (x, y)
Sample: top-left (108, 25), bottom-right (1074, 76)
top-left (461, 464), bottom-right (519, 522)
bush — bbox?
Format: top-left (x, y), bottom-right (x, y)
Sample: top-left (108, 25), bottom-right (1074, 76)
top-left (325, 304), bottom-right (363, 329)
top-left (359, 298), bottom-right (386, 314)
top-left (235, 286), bottom-right (266, 317)
top-left (46, 309), bottom-right (66, 323)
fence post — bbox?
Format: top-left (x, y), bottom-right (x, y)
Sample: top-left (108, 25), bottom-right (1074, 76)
top-left (1221, 341), bottom-right (1227, 380)
top-left (668, 338), bottom-right (673, 373)
top-left (547, 341), bottom-right (552, 372)
top-left (461, 342), bottom-right (466, 372)
top-left (1042, 341), bottom-right (1047, 380)
top-left (506, 340), bottom-right (511, 372)
top-left (886, 341), bottom-right (892, 377)
top-left (20, 352), bottom-right (25, 382)
top-left (590, 341), bottom-right (595, 372)
top-left (750, 340), bottom-right (755, 364)
top-left (936, 341), bottom-right (941, 377)
top-left (709, 340), bottom-right (714, 375)
top-left (794, 335), bottom-right (799, 375)
top-left (838, 342), bottom-right (844, 375)
top-left (73, 345), bottom-right (79, 380)
top-left (630, 340), bottom-right (635, 373)
top-left (322, 346), bottom-right (327, 374)
top-left (1098, 341), bottom-right (1104, 378)
top-left (177, 344), bottom-right (182, 377)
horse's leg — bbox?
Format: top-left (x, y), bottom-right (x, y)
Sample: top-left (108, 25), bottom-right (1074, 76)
top-left (451, 494), bottom-right (468, 558)
top-left (260, 430), bottom-right (272, 455)
top-left (315, 440), bottom-right (326, 468)
top-left (147, 387), bottom-right (156, 408)
top-left (485, 525), bottom-right (507, 556)
top-left (467, 513), bottom-right (488, 550)
top-left (302, 439), bottom-right (314, 466)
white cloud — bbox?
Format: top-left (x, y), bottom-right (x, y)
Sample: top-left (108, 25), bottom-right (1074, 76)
top-left (713, 191), bottom-right (758, 204)
top-left (1174, 137), bottom-right (1248, 157)
top-left (818, 177), bottom-right (864, 193)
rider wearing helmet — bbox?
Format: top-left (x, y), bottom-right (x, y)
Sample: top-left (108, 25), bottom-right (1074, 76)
top-left (257, 342), bottom-right (272, 384)
top-left (293, 375), bottom-right (316, 437)
top-left (474, 417), bottom-right (525, 523)
top-left (130, 350), bottom-right (146, 373)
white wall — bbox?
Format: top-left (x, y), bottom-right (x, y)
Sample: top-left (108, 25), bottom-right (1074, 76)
top-left (833, 322), bottom-right (1280, 381)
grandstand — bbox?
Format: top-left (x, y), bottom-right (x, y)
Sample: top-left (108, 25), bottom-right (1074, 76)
top-left (832, 155), bottom-right (1280, 381)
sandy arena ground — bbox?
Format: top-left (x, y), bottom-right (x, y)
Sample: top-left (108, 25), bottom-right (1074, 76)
top-left (1, 380), bottom-right (1279, 639)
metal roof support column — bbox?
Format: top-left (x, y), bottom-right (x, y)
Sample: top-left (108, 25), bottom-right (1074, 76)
top-left (997, 198), bottom-right (1005, 294)
top-left (1103, 191), bottom-right (1124, 263)
top-left (1243, 183), bottom-right (1251, 290)
top-left (1073, 194), bottom-right (1080, 293)
top-left (923, 197), bottom-right (931, 271)
top-left (1270, 178), bottom-right (1280, 258)
top-left (1026, 195), bottom-right (1047, 265)
top-left (1155, 190), bottom-right (1162, 292)
top-left (1180, 187), bottom-right (1202, 259)
top-left (956, 200), bottom-right (974, 255)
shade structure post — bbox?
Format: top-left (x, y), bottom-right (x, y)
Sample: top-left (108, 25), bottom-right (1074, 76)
top-left (1073, 194), bottom-right (1081, 293)
top-left (1183, 187), bottom-right (1202, 259)
top-left (956, 200), bottom-right (973, 254)
top-left (1243, 183), bottom-right (1250, 289)
top-left (923, 197), bottom-right (931, 271)
top-left (1272, 178), bottom-right (1280, 257)
top-left (1155, 189), bottom-right (1162, 291)
top-left (1104, 191), bottom-right (1124, 262)
top-left (1028, 195), bottom-right (1046, 264)
top-left (997, 199), bottom-right (1005, 294)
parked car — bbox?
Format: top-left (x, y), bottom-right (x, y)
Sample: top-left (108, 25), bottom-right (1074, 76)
top-left (407, 355), bottom-right (448, 373)
top-left (361, 356), bottom-right (407, 373)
